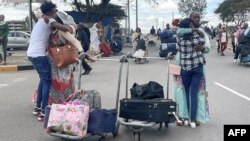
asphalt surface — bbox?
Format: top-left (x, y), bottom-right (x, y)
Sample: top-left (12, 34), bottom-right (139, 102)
top-left (0, 41), bottom-right (249, 141)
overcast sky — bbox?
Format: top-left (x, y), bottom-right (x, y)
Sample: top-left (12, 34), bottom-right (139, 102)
top-left (0, 0), bottom-right (229, 33)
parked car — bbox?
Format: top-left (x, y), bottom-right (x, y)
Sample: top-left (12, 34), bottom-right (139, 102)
top-left (7, 31), bottom-right (30, 50)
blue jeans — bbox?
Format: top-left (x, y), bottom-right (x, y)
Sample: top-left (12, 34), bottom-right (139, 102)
top-left (28, 56), bottom-right (51, 112)
top-left (234, 46), bottom-right (240, 59)
top-left (181, 65), bottom-right (203, 121)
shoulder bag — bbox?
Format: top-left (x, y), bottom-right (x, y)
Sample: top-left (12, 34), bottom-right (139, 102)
top-left (49, 33), bottom-right (78, 68)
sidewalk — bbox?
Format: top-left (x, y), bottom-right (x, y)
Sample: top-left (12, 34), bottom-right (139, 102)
top-left (0, 52), bottom-right (33, 72)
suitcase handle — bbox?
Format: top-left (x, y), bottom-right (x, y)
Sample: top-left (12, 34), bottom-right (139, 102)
top-left (115, 55), bottom-right (129, 109)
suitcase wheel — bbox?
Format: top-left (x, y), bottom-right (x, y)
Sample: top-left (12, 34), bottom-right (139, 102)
top-left (164, 122), bottom-right (169, 128)
top-left (98, 136), bottom-right (105, 141)
top-left (98, 135), bottom-right (106, 141)
top-left (158, 122), bottom-right (163, 131)
top-left (133, 132), bottom-right (141, 141)
top-left (112, 120), bottom-right (120, 137)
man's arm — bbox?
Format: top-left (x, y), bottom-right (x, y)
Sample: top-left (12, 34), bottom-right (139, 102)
top-left (177, 28), bottom-right (193, 37)
top-left (200, 28), bottom-right (211, 53)
top-left (50, 21), bottom-right (69, 32)
top-left (44, 18), bottom-right (69, 32)
top-left (32, 12), bottom-right (38, 23)
top-left (58, 30), bottom-right (83, 52)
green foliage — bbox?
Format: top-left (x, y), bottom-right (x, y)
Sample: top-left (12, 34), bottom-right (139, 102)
top-left (63, 0), bottom-right (126, 24)
top-left (178, 0), bottom-right (207, 18)
top-left (215, 0), bottom-right (250, 25)
top-left (91, 3), bottom-right (126, 22)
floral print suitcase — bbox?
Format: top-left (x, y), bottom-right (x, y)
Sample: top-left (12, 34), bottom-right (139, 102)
top-left (47, 103), bottom-right (89, 137)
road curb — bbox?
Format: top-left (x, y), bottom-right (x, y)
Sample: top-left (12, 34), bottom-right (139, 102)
top-left (0, 64), bottom-right (34, 72)
top-left (17, 64), bottom-right (34, 71)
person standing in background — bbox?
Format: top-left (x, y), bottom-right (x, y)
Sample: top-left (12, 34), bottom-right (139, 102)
top-left (210, 26), bottom-right (215, 39)
top-left (216, 23), bottom-right (222, 52)
top-left (166, 23), bottom-right (171, 31)
top-left (131, 27), bottom-right (142, 54)
top-left (157, 28), bottom-right (161, 39)
top-left (150, 26), bottom-right (156, 35)
top-left (233, 23), bottom-right (249, 62)
top-left (231, 26), bottom-right (238, 54)
top-left (0, 14), bottom-right (9, 65)
top-left (89, 22), bottom-right (102, 55)
top-left (220, 26), bottom-right (228, 56)
top-left (76, 23), bottom-right (92, 75)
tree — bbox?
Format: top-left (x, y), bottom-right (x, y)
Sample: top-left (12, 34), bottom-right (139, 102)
top-left (177, 0), bottom-right (207, 18)
top-left (87, 3), bottom-right (126, 24)
top-left (61, 0), bottom-right (94, 23)
top-left (61, 0), bottom-right (126, 25)
top-left (215, 0), bottom-right (250, 25)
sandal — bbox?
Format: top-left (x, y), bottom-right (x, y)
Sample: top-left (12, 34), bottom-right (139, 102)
top-left (175, 117), bottom-right (186, 126)
top-left (175, 120), bottom-right (183, 126)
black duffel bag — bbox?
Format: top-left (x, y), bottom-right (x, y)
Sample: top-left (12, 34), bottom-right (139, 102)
top-left (130, 81), bottom-right (164, 100)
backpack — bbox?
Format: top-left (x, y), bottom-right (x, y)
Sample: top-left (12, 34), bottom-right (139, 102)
top-left (110, 35), bottom-right (123, 53)
top-left (160, 30), bottom-right (174, 43)
top-left (238, 32), bottom-right (250, 45)
top-left (136, 38), bottom-right (146, 51)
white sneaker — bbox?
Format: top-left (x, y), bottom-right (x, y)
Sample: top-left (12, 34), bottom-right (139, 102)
top-left (233, 59), bottom-right (237, 63)
top-left (189, 121), bottom-right (196, 128)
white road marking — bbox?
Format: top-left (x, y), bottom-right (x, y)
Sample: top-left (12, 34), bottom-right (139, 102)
top-left (0, 78), bottom-right (27, 89)
top-left (0, 84), bottom-right (8, 89)
top-left (13, 77), bottom-right (27, 82)
top-left (214, 82), bottom-right (250, 101)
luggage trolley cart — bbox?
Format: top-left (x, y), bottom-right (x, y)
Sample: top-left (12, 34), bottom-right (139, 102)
top-left (119, 55), bottom-right (177, 141)
top-left (133, 38), bottom-right (149, 64)
top-left (133, 50), bottom-right (149, 64)
top-left (47, 54), bottom-right (127, 141)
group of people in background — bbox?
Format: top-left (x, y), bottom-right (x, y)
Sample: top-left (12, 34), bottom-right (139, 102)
top-left (232, 23), bottom-right (249, 63)
top-left (213, 22), bottom-right (249, 62)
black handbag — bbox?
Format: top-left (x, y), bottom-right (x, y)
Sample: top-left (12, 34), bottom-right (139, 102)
top-left (130, 81), bottom-right (164, 100)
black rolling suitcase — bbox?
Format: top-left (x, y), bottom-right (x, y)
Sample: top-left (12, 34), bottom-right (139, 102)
top-left (119, 57), bottom-right (176, 123)
top-left (119, 99), bottom-right (176, 122)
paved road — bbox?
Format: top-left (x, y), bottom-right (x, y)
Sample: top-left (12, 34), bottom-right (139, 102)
top-left (0, 44), bottom-right (249, 141)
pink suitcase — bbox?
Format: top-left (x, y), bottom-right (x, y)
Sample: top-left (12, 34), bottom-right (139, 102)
top-left (47, 103), bottom-right (89, 137)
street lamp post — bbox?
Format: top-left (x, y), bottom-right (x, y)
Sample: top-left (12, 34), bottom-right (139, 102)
top-left (127, 0), bottom-right (130, 43)
top-left (124, 5), bottom-right (127, 37)
top-left (29, 0), bottom-right (33, 31)
top-left (136, 0), bottom-right (138, 28)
